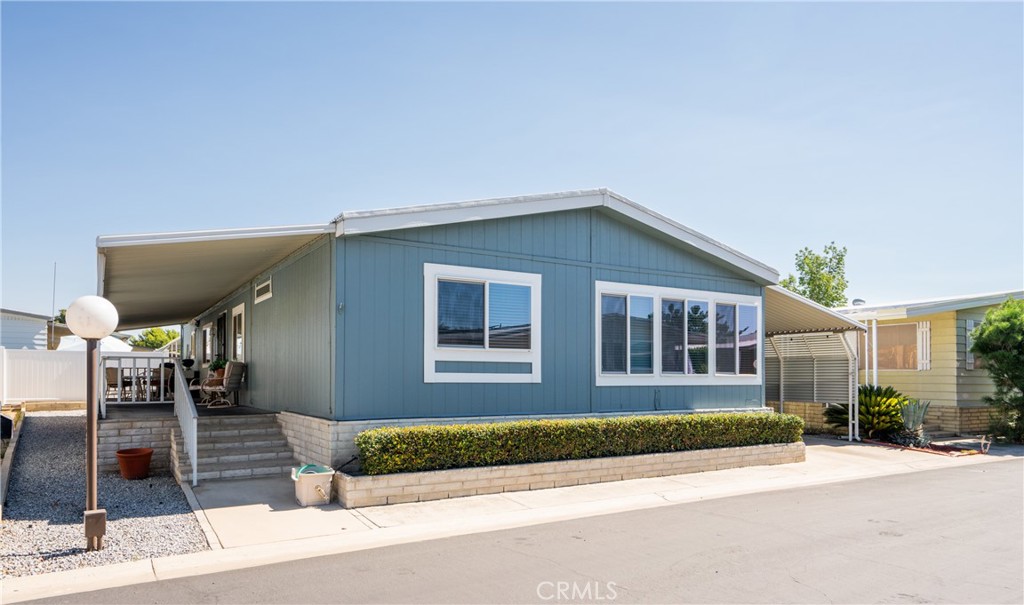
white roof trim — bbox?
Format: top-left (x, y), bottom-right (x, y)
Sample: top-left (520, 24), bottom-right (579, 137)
top-left (97, 224), bottom-right (333, 248)
top-left (334, 188), bottom-right (779, 285)
top-left (0, 308), bottom-right (52, 321)
top-left (838, 290), bottom-right (1024, 321)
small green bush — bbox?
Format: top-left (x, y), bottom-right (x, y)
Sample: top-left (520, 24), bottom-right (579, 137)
top-left (355, 412), bottom-right (804, 475)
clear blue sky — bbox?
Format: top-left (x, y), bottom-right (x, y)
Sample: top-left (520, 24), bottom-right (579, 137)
top-left (3, 2), bottom-right (1022, 320)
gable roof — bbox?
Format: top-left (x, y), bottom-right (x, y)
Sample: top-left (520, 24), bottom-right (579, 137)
top-left (334, 189), bottom-right (779, 285)
top-left (97, 189), bottom-right (778, 329)
top-left (837, 290), bottom-right (1024, 321)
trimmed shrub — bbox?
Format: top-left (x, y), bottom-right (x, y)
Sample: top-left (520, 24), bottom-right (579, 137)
top-left (355, 412), bottom-right (804, 475)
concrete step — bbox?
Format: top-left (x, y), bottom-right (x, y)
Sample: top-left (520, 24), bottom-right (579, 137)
top-left (196, 415), bottom-right (279, 428)
top-left (196, 426), bottom-right (283, 439)
top-left (175, 434), bottom-right (290, 451)
top-left (192, 446), bottom-right (297, 466)
top-left (177, 457), bottom-right (300, 482)
top-left (170, 412), bottom-right (299, 483)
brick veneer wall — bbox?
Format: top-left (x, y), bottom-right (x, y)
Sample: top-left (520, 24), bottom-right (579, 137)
top-left (925, 405), bottom-right (992, 435)
top-left (769, 400), bottom-right (993, 436)
top-left (335, 442), bottom-right (805, 508)
top-left (97, 418), bottom-right (178, 474)
top-left (766, 401), bottom-right (841, 434)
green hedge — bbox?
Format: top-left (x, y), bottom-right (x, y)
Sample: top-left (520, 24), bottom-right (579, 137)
top-left (355, 412), bottom-right (804, 475)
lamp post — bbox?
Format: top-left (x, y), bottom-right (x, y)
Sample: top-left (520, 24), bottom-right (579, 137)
top-left (66, 295), bottom-right (119, 551)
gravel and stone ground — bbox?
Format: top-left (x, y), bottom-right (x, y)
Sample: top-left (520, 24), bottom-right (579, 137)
top-left (1, 412), bottom-right (209, 578)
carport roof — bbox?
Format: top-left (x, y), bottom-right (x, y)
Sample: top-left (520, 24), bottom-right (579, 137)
top-left (765, 286), bottom-right (866, 337)
top-left (98, 225), bottom-right (332, 329)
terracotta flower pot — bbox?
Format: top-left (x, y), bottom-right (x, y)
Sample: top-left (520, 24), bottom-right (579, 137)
top-left (116, 447), bottom-right (154, 480)
top-left (215, 368), bottom-right (225, 378)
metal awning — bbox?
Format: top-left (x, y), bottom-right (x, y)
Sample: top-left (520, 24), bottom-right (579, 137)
top-left (98, 225), bottom-right (331, 329)
top-left (765, 286), bottom-right (866, 336)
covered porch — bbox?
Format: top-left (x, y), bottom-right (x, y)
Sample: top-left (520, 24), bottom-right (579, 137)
top-left (96, 225), bottom-right (331, 484)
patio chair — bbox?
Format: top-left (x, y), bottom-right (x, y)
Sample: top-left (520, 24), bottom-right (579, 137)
top-left (104, 367), bottom-right (133, 400)
top-left (200, 361), bottom-right (246, 409)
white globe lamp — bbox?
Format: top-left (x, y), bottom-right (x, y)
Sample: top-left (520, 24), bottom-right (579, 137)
top-left (67, 294), bottom-right (118, 552)
top-left (66, 295), bottom-right (119, 340)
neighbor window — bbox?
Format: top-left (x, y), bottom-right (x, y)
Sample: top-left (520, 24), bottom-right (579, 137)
top-left (596, 281), bottom-right (760, 386)
top-left (859, 322), bottom-right (931, 371)
top-left (424, 263), bottom-right (541, 383)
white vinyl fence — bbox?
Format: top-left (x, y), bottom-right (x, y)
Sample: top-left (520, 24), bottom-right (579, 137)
top-left (1, 348), bottom-right (86, 404)
top-left (1, 349), bottom-right (176, 414)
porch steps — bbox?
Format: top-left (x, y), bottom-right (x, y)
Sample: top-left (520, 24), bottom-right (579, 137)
top-left (171, 414), bottom-right (300, 483)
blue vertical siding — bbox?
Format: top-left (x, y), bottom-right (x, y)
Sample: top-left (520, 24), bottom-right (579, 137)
top-left (335, 208), bottom-right (765, 421)
top-left (246, 237), bottom-right (333, 417)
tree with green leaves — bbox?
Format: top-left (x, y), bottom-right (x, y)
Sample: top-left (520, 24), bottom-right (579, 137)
top-left (971, 298), bottom-right (1024, 443)
top-left (779, 242), bottom-right (849, 308)
top-left (128, 327), bottom-right (180, 350)
top-left (54, 308), bottom-right (67, 324)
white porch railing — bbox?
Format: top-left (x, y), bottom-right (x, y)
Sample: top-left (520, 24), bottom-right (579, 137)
top-left (172, 359), bottom-right (199, 487)
top-left (100, 353), bottom-right (176, 417)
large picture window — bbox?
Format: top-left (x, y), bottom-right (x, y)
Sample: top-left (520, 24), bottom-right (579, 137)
top-left (424, 263), bottom-right (542, 383)
top-left (595, 281), bottom-right (760, 386)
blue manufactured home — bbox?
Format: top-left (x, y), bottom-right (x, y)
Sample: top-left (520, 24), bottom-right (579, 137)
top-left (98, 190), bottom-right (856, 467)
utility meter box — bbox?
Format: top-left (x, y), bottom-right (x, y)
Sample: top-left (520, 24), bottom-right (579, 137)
top-left (291, 464), bottom-right (334, 507)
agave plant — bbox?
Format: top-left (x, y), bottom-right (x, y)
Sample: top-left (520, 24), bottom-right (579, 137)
top-left (825, 384), bottom-right (907, 439)
top-left (901, 399), bottom-right (931, 435)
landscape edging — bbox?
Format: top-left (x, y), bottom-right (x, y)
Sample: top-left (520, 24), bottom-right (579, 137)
top-left (334, 441), bottom-right (805, 508)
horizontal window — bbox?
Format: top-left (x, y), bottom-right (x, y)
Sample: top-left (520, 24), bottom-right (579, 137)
top-left (859, 322), bottom-right (931, 371)
top-left (424, 264), bottom-right (542, 383)
top-left (595, 281), bottom-right (761, 386)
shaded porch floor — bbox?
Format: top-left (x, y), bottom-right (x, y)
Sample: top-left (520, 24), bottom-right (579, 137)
top-left (103, 403), bottom-right (274, 420)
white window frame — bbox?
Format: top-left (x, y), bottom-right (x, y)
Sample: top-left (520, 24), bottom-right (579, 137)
top-left (595, 281), bottom-right (761, 387)
top-left (200, 322), bottom-right (213, 367)
top-left (965, 319), bottom-right (976, 370)
top-left (231, 303), bottom-right (245, 362)
top-left (254, 278), bottom-right (273, 304)
top-left (423, 263), bottom-right (542, 383)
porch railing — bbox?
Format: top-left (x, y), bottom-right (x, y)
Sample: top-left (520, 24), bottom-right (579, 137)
top-left (172, 359), bottom-right (199, 487)
top-left (101, 353), bottom-right (176, 417)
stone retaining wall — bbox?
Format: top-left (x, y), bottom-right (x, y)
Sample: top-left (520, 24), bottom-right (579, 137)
top-left (97, 417), bottom-right (178, 474)
top-left (334, 441), bottom-right (805, 508)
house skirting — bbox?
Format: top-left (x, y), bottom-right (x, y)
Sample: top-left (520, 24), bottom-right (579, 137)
top-left (277, 407), bottom-right (773, 472)
top-left (334, 442), bottom-right (806, 508)
top-left (766, 401), bottom-right (841, 435)
top-left (924, 405), bottom-right (991, 435)
top-left (769, 400), bottom-right (992, 436)
top-left (97, 417), bottom-right (178, 474)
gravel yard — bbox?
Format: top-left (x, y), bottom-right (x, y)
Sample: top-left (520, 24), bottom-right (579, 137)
top-left (1, 412), bottom-right (209, 578)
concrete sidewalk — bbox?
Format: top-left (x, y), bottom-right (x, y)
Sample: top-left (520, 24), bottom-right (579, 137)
top-left (5, 437), bottom-right (1021, 603)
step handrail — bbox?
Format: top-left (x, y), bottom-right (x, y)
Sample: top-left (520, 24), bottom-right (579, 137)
top-left (172, 359), bottom-right (199, 486)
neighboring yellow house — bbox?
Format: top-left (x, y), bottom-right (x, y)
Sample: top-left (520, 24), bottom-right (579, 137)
top-left (838, 290), bottom-right (1023, 435)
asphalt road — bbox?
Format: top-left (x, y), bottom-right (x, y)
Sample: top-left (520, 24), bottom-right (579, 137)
top-left (29, 459), bottom-right (1023, 604)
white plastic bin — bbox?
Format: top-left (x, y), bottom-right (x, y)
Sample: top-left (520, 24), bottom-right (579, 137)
top-left (291, 464), bottom-right (334, 507)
